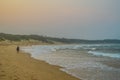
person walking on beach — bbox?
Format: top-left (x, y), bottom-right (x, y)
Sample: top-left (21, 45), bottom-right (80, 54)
top-left (16, 46), bottom-right (20, 53)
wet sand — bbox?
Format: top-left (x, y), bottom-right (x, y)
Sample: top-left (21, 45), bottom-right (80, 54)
top-left (0, 45), bottom-right (80, 80)
top-left (35, 49), bottom-right (120, 80)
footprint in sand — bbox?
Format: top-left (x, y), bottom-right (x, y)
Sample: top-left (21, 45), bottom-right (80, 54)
top-left (0, 74), bottom-right (6, 79)
top-left (0, 74), bottom-right (6, 77)
top-left (0, 70), bottom-right (6, 78)
top-left (0, 70), bottom-right (5, 73)
top-left (13, 75), bottom-right (20, 80)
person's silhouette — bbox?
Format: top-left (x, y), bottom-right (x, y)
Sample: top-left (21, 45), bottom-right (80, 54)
top-left (16, 46), bottom-right (20, 53)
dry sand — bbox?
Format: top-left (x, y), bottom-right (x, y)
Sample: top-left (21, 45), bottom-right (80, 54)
top-left (0, 45), bottom-right (80, 80)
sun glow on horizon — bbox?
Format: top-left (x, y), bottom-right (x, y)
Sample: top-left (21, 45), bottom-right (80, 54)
top-left (0, 0), bottom-right (120, 39)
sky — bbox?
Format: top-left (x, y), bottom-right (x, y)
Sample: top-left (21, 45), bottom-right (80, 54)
top-left (0, 0), bottom-right (120, 40)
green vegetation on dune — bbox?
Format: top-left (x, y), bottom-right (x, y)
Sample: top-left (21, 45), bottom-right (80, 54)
top-left (0, 33), bottom-right (120, 44)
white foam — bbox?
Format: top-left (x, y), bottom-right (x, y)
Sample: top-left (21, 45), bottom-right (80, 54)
top-left (88, 51), bottom-right (120, 59)
top-left (21, 45), bottom-right (120, 80)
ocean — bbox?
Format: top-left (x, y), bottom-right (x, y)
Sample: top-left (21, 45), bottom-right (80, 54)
top-left (22, 44), bottom-right (120, 80)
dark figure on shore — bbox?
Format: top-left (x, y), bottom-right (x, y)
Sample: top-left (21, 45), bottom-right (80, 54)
top-left (16, 46), bottom-right (20, 53)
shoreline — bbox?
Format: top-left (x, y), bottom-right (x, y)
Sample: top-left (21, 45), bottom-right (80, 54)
top-left (0, 45), bottom-right (80, 80)
top-left (25, 45), bottom-right (120, 80)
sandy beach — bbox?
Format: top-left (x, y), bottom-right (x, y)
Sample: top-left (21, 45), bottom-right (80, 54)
top-left (0, 45), bottom-right (80, 80)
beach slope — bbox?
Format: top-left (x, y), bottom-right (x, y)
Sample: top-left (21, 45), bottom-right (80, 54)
top-left (0, 45), bottom-right (80, 80)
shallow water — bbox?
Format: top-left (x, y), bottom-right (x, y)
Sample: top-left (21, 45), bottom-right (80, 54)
top-left (22, 44), bottom-right (120, 80)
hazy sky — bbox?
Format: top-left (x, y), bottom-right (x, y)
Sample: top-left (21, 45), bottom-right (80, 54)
top-left (0, 0), bottom-right (120, 39)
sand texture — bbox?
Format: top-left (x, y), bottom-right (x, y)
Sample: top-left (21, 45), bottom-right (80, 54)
top-left (0, 45), bottom-right (80, 80)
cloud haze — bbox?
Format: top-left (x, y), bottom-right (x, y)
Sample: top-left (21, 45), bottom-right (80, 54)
top-left (0, 0), bottom-right (120, 39)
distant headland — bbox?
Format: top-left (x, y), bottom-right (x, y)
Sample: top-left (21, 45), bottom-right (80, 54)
top-left (0, 33), bottom-right (120, 44)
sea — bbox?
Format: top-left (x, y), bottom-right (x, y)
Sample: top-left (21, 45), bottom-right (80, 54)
top-left (22, 44), bottom-right (120, 80)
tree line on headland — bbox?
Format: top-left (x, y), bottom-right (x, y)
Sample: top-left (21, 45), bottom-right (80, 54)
top-left (0, 33), bottom-right (120, 44)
